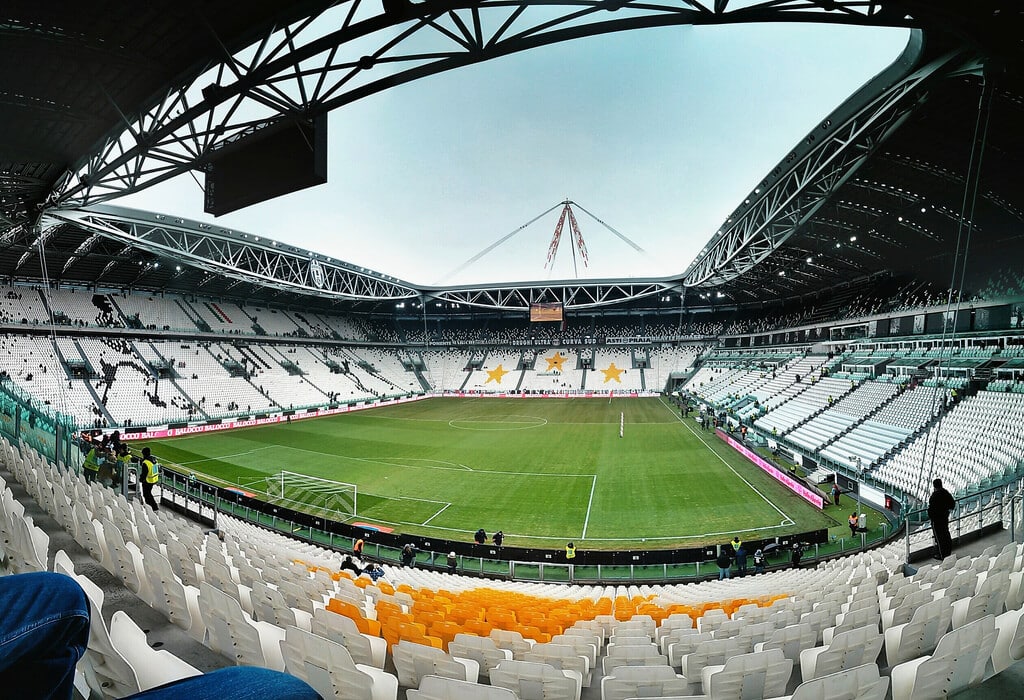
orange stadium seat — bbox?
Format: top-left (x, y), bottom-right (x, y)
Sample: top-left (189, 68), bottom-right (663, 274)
top-left (325, 598), bottom-right (381, 637)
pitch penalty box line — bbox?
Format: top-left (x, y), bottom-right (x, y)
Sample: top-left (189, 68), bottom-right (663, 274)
top-left (421, 502), bottom-right (452, 526)
top-left (658, 396), bottom-right (795, 527)
top-left (353, 414), bottom-right (673, 426)
top-left (176, 445), bottom-right (276, 465)
top-left (261, 444), bottom-right (596, 479)
top-left (257, 444), bottom-right (474, 472)
top-left (581, 475), bottom-right (598, 540)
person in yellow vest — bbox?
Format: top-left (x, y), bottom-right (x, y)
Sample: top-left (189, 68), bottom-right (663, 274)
top-left (140, 447), bottom-right (160, 512)
top-left (113, 443), bottom-right (131, 489)
top-left (82, 444), bottom-right (102, 483)
top-left (565, 542), bottom-right (576, 560)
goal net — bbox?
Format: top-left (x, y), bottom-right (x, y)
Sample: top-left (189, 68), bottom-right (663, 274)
top-left (246, 471), bottom-right (357, 521)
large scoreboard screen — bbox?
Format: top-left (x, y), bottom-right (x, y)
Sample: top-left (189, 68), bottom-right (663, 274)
top-left (530, 302), bottom-right (563, 322)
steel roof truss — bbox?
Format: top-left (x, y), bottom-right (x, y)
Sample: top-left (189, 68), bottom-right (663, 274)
top-left (683, 49), bottom-right (972, 288)
top-left (47, 1), bottom-right (924, 210)
top-left (44, 209), bottom-right (418, 301)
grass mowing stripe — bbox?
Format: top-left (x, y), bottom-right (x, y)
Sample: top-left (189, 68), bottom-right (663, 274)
top-left (658, 396), bottom-right (794, 526)
top-left (148, 397), bottom-right (832, 548)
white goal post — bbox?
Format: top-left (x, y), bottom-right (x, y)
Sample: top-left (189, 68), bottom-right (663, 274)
top-left (253, 470), bottom-right (358, 520)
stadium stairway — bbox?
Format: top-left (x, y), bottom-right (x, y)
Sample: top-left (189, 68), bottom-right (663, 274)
top-left (409, 354), bottom-right (433, 392)
top-left (69, 340), bottom-right (117, 427)
top-left (141, 341), bottom-right (211, 421)
top-left (6, 441), bottom-right (1024, 699)
top-left (0, 462), bottom-right (229, 680)
top-left (174, 299), bottom-right (208, 332)
top-left (457, 365), bottom-right (473, 392)
top-left (514, 367), bottom-right (527, 392)
top-left (105, 294), bottom-right (133, 327)
top-left (127, 342), bottom-right (160, 381)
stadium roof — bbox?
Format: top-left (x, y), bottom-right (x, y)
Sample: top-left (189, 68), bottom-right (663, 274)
top-left (2, 2), bottom-right (1023, 313)
top-left (0, 1), bottom-right (329, 232)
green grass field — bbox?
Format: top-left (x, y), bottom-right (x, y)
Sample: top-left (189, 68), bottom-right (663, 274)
top-left (148, 396), bottom-right (838, 549)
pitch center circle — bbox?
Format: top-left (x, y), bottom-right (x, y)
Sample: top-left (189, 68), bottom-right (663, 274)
top-left (448, 414), bottom-right (548, 431)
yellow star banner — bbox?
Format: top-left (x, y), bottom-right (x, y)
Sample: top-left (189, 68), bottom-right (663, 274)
top-left (601, 363), bottom-right (624, 383)
top-left (544, 353), bottom-right (566, 372)
top-left (485, 364), bottom-right (509, 384)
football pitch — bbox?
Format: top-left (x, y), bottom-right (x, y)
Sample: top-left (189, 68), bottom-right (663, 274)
top-left (147, 397), bottom-right (836, 549)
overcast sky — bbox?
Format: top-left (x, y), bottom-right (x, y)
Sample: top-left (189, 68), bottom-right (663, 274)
top-left (118, 22), bottom-right (909, 287)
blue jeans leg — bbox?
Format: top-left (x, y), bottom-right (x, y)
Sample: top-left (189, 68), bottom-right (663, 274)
top-left (0, 571), bottom-right (91, 700)
top-left (127, 667), bottom-right (322, 700)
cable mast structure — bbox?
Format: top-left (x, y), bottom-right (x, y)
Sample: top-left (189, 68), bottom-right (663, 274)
top-left (440, 199), bottom-right (645, 283)
top-left (546, 200), bottom-right (589, 277)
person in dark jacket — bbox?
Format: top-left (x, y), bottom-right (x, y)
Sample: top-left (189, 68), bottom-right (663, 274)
top-left (716, 550), bottom-right (731, 580)
top-left (929, 478), bottom-right (957, 559)
top-left (340, 556), bottom-right (362, 576)
top-left (791, 542), bottom-right (803, 568)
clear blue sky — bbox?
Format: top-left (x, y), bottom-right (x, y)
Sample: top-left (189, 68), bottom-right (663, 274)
top-left (119, 22), bottom-right (909, 287)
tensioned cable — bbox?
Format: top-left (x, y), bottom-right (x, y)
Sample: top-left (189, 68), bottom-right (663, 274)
top-left (570, 201), bottom-right (646, 255)
top-left (34, 224), bottom-right (74, 428)
top-left (436, 202), bottom-right (564, 284)
top-left (911, 75), bottom-right (995, 506)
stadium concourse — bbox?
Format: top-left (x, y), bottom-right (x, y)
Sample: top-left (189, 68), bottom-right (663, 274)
top-left (3, 434), bottom-right (1024, 700)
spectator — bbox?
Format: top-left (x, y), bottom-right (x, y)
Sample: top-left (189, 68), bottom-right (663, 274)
top-left (791, 542), bottom-right (803, 568)
top-left (363, 563), bottom-right (385, 582)
top-left (339, 556), bottom-right (362, 576)
top-left (929, 478), bottom-right (956, 559)
top-left (716, 549), bottom-right (732, 580)
top-left (735, 542), bottom-right (747, 576)
top-left (0, 571), bottom-right (319, 699)
top-left (401, 543), bottom-right (416, 567)
top-left (753, 548), bottom-right (766, 574)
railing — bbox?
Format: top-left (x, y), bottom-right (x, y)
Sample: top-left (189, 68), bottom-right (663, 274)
top-left (157, 465), bottom-right (892, 585)
top-left (903, 480), bottom-right (1022, 561)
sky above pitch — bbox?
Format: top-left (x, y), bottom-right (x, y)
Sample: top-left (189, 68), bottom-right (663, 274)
top-left (118, 23), bottom-right (909, 287)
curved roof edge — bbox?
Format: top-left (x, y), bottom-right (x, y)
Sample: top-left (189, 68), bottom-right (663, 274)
top-left (679, 29), bottom-right (938, 288)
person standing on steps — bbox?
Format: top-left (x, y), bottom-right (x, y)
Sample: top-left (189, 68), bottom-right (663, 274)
top-left (716, 548), bottom-right (732, 580)
top-left (929, 478), bottom-right (957, 559)
top-left (139, 447), bottom-right (160, 512)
